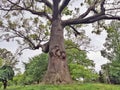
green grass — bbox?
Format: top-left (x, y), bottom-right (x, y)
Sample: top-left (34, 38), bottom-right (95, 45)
top-left (3, 83), bottom-right (120, 90)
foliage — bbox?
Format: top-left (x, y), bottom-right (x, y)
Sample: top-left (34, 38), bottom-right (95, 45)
top-left (0, 65), bottom-right (14, 81)
top-left (23, 53), bottom-right (48, 84)
top-left (69, 63), bottom-right (98, 82)
top-left (22, 40), bottom-right (98, 84)
top-left (100, 21), bottom-right (120, 84)
top-left (100, 61), bottom-right (120, 84)
top-left (101, 21), bottom-right (120, 61)
top-left (65, 40), bottom-right (98, 82)
top-left (0, 65), bottom-right (14, 89)
top-left (0, 58), bottom-right (3, 66)
top-left (7, 83), bottom-right (120, 90)
top-left (13, 73), bottom-right (25, 85)
top-left (0, 48), bottom-right (18, 70)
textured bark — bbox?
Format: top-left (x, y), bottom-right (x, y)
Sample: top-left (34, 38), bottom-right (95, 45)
top-left (43, 18), bottom-right (72, 84)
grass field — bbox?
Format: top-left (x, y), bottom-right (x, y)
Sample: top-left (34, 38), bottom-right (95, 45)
top-left (3, 83), bottom-right (120, 90)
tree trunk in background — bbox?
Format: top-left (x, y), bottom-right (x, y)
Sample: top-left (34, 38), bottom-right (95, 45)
top-left (2, 80), bottom-right (7, 89)
top-left (43, 18), bottom-right (72, 84)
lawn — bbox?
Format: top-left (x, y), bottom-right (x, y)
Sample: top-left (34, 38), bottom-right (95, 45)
top-left (4, 83), bottom-right (120, 90)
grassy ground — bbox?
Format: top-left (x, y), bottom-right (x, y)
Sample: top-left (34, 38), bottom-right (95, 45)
top-left (3, 83), bottom-right (120, 90)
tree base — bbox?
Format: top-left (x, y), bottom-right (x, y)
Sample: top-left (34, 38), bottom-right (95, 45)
top-left (42, 56), bottom-right (72, 84)
top-left (43, 72), bottom-right (72, 84)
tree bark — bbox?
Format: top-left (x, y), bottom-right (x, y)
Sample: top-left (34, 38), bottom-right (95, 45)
top-left (43, 18), bottom-right (72, 84)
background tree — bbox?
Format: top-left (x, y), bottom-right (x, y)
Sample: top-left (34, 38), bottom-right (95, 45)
top-left (0, 48), bottom-right (19, 71)
top-left (23, 53), bottom-right (48, 84)
top-left (0, 0), bottom-right (120, 84)
top-left (12, 73), bottom-right (23, 85)
top-left (0, 48), bottom-right (15, 89)
top-left (100, 21), bottom-right (120, 84)
top-left (0, 65), bottom-right (14, 89)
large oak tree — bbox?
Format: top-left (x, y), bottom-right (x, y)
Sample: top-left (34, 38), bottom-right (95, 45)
top-left (0, 0), bottom-right (120, 84)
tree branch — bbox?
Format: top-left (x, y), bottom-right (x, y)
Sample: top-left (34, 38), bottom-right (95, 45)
top-left (69, 25), bottom-right (81, 37)
top-left (63, 13), bottom-right (120, 26)
top-left (59, 0), bottom-right (71, 13)
top-left (63, 0), bottom-right (120, 26)
top-left (0, 0), bottom-right (52, 21)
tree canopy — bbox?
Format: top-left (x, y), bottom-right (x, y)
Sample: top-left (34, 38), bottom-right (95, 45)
top-left (0, 0), bottom-right (119, 52)
top-left (0, 65), bottom-right (14, 89)
top-left (100, 21), bottom-right (120, 84)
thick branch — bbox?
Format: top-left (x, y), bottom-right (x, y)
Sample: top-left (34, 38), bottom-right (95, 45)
top-left (62, 1), bottom-right (98, 26)
top-left (63, 13), bottom-right (120, 25)
top-left (52, 0), bottom-right (61, 19)
top-left (63, 0), bottom-right (120, 26)
top-left (59, 0), bottom-right (71, 13)
top-left (41, 42), bottom-right (49, 53)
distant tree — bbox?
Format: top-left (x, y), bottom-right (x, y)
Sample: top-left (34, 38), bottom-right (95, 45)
top-left (66, 40), bottom-right (98, 82)
top-left (101, 21), bottom-right (120, 61)
top-left (0, 48), bottom-right (17, 88)
top-left (101, 21), bottom-right (120, 84)
top-left (99, 71), bottom-right (104, 83)
top-left (0, 48), bottom-right (19, 70)
top-left (23, 53), bottom-right (48, 84)
top-left (0, 65), bottom-right (14, 89)
top-left (0, 0), bottom-right (120, 84)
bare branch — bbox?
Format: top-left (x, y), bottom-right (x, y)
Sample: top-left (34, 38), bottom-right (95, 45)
top-left (63, 13), bottom-right (120, 26)
top-left (69, 25), bottom-right (81, 37)
top-left (59, 0), bottom-right (71, 13)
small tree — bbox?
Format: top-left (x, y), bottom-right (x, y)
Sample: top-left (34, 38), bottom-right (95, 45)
top-left (0, 65), bottom-right (14, 89)
top-left (0, 48), bottom-right (19, 71)
top-left (24, 53), bottom-right (48, 84)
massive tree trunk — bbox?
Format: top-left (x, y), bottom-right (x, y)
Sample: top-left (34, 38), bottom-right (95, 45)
top-left (43, 18), bottom-right (72, 84)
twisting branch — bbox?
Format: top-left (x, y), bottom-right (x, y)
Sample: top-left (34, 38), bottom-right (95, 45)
top-left (59, 0), bottom-right (71, 13)
top-left (69, 25), bottom-right (81, 37)
top-left (63, 0), bottom-right (120, 26)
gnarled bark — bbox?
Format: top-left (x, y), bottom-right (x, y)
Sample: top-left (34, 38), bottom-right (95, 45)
top-left (43, 18), bottom-right (72, 84)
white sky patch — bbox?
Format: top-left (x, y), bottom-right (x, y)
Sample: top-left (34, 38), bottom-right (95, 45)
top-left (87, 51), bottom-right (109, 72)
